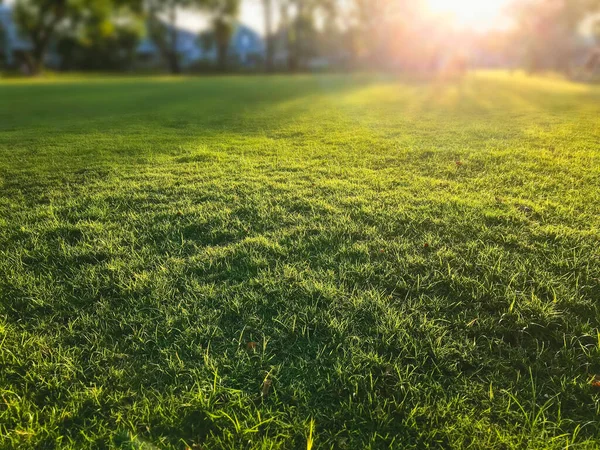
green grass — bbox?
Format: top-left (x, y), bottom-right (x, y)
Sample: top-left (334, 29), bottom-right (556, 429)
top-left (0, 72), bottom-right (599, 449)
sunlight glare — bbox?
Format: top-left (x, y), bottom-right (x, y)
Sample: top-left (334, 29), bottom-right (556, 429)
top-left (426, 0), bottom-right (510, 29)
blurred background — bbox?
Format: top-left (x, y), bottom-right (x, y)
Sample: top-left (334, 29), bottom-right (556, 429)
top-left (0, 0), bottom-right (599, 79)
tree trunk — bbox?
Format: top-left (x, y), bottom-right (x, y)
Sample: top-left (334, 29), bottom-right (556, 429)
top-left (289, 0), bottom-right (304, 72)
top-left (167, 3), bottom-right (181, 74)
top-left (263, 0), bottom-right (274, 72)
top-left (26, 38), bottom-right (49, 75)
top-left (168, 52), bottom-right (181, 74)
top-left (217, 42), bottom-right (228, 71)
top-left (30, 57), bottom-right (44, 75)
top-left (0, 24), bottom-right (6, 69)
top-left (279, 2), bottom-right (293, 72)
top-left (25, 10), bottom-right (63, 75)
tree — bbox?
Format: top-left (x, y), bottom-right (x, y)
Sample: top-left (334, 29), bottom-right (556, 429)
top-left (147, 0), bottom-right (181, 73)
top-left (0, 15), bottom-right (6, 69)
top-left (207, 0), bottom-right (240, 71)
top-left (584, 17), bottom-right (600, 74)
top-left (262, 0), bottom-right (274, 71)
top-left (0, 0), bottom-right (5, 65)
top-left (284, 0), bottom-right (317, 71)
top-left (510, 0), bottom-right (600, 72)
top-left (592, 17), bottom-right (600, 45)
top-left (14, 0), bottom-right (142, 74)
top-left (14, 0), bottom-right (71, 74)
top-left (58, 1), bottom-right (144, 71)
top-left (277, 0), bottom-right (291, 69)
top-left (146, 0), bottom-right (207, 74)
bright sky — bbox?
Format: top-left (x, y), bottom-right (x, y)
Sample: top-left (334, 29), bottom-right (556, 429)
top-left (179, 1), bottom-right (265, 34)
top-left (181, 0), bottom-right (514, 34)
top-left (425, 0), bottom-right (512, 30)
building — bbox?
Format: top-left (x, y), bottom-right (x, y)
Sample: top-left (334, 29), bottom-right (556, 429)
top-left (137, 22), bottom-right (265, 70)
top-left (0, 4), bottom-right (32, 68)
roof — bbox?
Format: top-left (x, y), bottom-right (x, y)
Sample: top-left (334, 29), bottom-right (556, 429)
top-left (137, 22), bottom-right (204, 55)
top-left (199, 22), bottom-right (265, 53)
top-left (137, 21), bottom-right (265, 60)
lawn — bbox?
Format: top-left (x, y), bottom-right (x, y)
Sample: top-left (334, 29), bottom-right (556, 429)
top-left (0, 72), bottom-right (599, 449)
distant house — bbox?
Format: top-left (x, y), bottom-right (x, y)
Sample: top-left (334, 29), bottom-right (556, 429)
top-left (137, 25), bottom-right (203, 69)
top-left (0, 5), bottom-right (31, 68)
top-left (0, 5), bottom-right (61, 70)
top-left (137, 22), bottom-right (265, 70)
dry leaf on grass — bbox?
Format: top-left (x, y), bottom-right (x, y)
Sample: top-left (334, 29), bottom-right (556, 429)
top-left (262, 377), bottom-right (273, 398)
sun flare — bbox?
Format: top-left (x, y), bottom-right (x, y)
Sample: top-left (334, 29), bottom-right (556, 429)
top-left (426, 0), bottom-right (511, 29)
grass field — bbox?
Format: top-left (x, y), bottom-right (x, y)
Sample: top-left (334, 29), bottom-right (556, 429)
top-left (1, 72), bottom-right (599, 449)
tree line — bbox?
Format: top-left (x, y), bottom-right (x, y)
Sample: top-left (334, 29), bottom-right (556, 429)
top-left (1, 0), bottom-right (599, 75)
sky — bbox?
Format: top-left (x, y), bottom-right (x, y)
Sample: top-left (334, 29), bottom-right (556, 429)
top-left (425, 0), bottom-right (512, 30)
top-left (178, 1), bottom-right (265, 34)
top-left (181, 0), bottom-right (514, 34)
